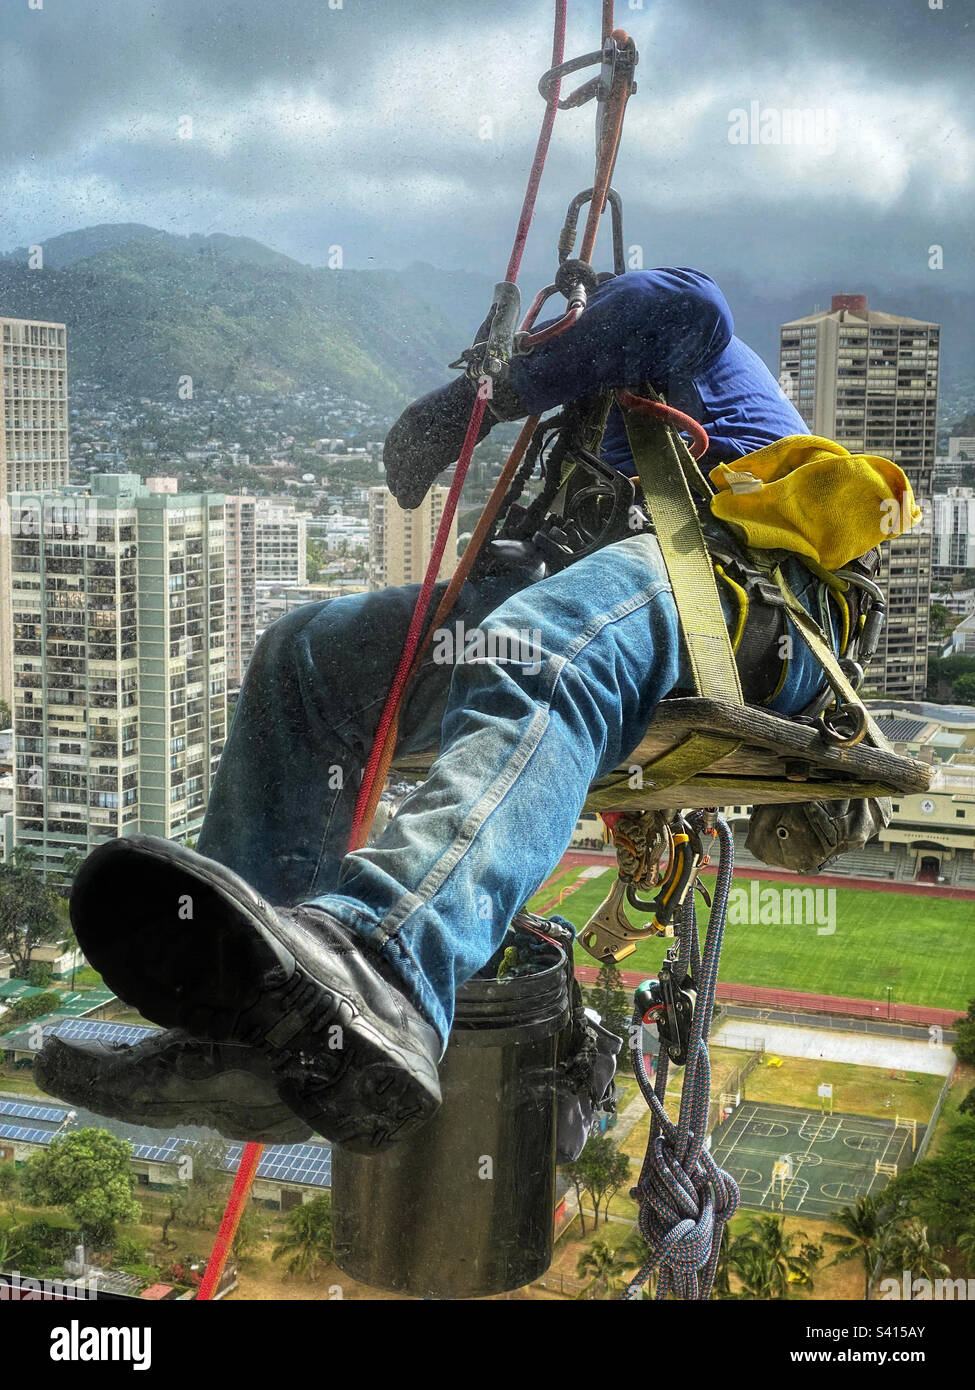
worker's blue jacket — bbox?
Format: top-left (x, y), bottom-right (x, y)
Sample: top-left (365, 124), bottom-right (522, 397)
top-left (509, 267), bottom-right (809, 471)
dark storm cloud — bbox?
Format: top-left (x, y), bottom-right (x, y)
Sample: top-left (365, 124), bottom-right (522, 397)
top-left (0, 0), bottom-right (972, 298)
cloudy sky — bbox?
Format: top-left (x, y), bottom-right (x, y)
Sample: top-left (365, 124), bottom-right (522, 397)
top-left (1, 0), bottom-right (972, 305)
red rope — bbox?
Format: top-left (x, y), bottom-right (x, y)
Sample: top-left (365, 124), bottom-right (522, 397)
top-left (615, 388), bottom-right (711, 460)
top-left (196, 1140), bottom-right (264, 1301)
top-left (348, 395), bottom-right (487, 848)
top-left (504, 1), bottom-right (568, 285)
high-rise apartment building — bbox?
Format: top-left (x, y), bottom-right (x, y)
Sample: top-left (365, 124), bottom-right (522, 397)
top-left (1, 317), bottom-right (70, 707)
top-left (1, 317), bottom-right (69, 494)
top-left (224, 495), bottom-right (257, 687)
top-left (368, 486), bottom-right (458, 590)
top-left (255, 499), bottom-right (307, 584)
top-left (779, 294), bottom-right (939, 698)
top-left (9, 474), bottom-right (226, 879)
top-left (931, 488), bottom-right (975, 579)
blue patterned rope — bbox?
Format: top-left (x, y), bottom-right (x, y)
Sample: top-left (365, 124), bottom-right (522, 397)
top-left (623, 814), bottom-right (741, 1301)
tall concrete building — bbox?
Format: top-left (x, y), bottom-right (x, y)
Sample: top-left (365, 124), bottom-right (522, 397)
top-left (932, 488), bottom-right (975, 579)
top-left (368, 486), bottom-right (458, 590)
top-left (224, 494), bottom-right (258, 687)
top-left (779, 294), bottom-right (940, 698)
top-left (8, 474), bottom-right (226, 879)
top-left (255, 499), bottom-right (307, 584)
top-left (1, 317), bottom-right (70, 708)
top-left (1, 317), bottom-right (69, 494)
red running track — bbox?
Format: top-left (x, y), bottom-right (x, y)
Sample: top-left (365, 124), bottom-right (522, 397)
top-left (573, 965), bottom-right (964, 1028)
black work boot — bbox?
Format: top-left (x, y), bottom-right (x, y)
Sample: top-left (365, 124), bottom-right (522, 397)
top-left (34, 1030), bottom-right (314, 1144)
top-left (69, 837), bottom-right (442, 1154)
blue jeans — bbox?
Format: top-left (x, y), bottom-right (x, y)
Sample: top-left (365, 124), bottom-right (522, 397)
top-left (198, 536), bottom-right (832, 1048)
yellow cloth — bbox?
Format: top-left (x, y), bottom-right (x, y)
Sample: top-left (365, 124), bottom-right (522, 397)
top-left (707, 435), bottom-right (922, 570)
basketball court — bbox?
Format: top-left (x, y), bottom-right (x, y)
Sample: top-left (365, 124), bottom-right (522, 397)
top-left (708, 1100), bottom-right (922, 1219)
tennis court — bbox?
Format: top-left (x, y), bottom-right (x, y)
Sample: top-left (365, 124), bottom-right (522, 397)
top-left (708, 1100), bottom-right (922, 1219)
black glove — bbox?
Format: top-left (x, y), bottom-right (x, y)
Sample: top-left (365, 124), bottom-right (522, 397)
top-left (383, 375), bottom-right (493, 510)
top-left (384, 303), bottom-right (528, 510)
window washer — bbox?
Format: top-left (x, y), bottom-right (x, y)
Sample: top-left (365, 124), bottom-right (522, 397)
top-left (36, 268), bottom-right (914, 1149)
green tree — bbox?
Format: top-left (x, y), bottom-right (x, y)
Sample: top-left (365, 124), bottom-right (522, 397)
top-left (27, 960), bottom-right (53, 988)
top-left (159, 1193), bottom-right (183, 1250)
top-left (271, 1195), bottom-right (333, 1281)
top-left (232, 1203), bottom-right (262, 1261)
top-left (732, 1214), bottom-right (822, 1298)
top-left (0, 860), bottom-right (62, 979)
top-left (22, 1128), bottom-right (140, 1248)
top-left (306, 538), bottom-right (328, 584)
top-left (953, 1000), bottom-right (975, 1066)
top-left (882, 1219), bottom-right (950, 1283)
top-left (562, 1132), bottom-right (631, 1231)
top-left (177, 1138), bottom-right (232, 1229)
top-left (955, 673), bottom-right (975, 705)
top-left (929, 603), bottom-right (952, 637)
top-left (4, 991), bottom-right (61, 1027)
top-left (957, 1222), bottom-right (975, 1273)
top-left (959, 1087), bottom-right (975, 1118)
top-left (0, 1224), bottom-right (30, 1271)
top-left (590, 961), bottom-right (632, 1072)
top-left (0, 1163), bottom-right (19, 1213)
top-left (825, 1195), bottom-right (889, 1300)
top-left (576, 1236), bottom-right (629, 1298)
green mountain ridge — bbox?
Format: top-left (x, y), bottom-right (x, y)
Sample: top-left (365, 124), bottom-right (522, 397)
top-left (0, 228), bottom-right (465, 407)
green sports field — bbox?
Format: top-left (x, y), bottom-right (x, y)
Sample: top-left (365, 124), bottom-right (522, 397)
top-left (527, 866), bottom-right (975, 1010)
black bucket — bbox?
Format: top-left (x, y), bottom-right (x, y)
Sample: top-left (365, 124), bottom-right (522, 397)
top-left (332, 937), bottom-right (570, 1299)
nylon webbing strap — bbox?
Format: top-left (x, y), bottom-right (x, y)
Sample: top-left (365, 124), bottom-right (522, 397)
top-left (623, 409), bottom-right (743, 704)
top-left (770, 564), bottom-right (891, 752)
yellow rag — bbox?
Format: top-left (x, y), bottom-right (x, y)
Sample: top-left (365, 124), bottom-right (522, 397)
top-left (708, 435), bottom-right (922, 570)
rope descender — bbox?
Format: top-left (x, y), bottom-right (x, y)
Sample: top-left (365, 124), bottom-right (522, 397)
top-left (578, 810), bottom-right (716, 963)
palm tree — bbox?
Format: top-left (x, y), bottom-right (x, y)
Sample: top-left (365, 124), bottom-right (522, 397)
top-left (271, 1195), bottom-right (333, 1281)
top-left (0, 1225), bottom-right (28, 1270)
top-left (0, 1164), bottom-right (18, 1215)
top-left (576, 1236), bottom-right (630, 1298)
top-left (826, 1196), bottom-right (889, 1300)
top-left (732, 1214), bottom-right (822, 1298)
top-left (883, 1220), bottom-right (950, 1284)
top-left (730, 1240), bottom-right (777, 1299)
top-left (957, 1222), bottom-right (975, 1274)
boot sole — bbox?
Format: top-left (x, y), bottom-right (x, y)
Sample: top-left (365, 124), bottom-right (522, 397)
top-left (34, 1039), bottom-right (314, 1145)
top-left (72, 839), bottom-right (441, 1152)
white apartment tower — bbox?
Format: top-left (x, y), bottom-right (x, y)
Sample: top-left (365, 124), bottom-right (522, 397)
top-left (368, 486), bottom-right (458, 590)
top-left (255, 499), bottom-right (307, 584)
top-left (1, 317), bottom-right (70, 707)
top-left (9, 474), bottom-right (227, 879)
top-left (779, 294), bottom-right (940, 699)
top-left (224, 494), bottom-right (258, 687)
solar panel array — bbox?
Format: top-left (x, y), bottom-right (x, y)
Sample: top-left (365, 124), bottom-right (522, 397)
top-left (0, 1099), bottom-right (66, 1124)
top-left (130, 1136), bottom-right (185, 1165)
top-left (46, 1019), bottom-right (156, 1046)
top-left (1, 1017), bottom-right (156, 1051)
top-left (0, 1122), bottom-right (55, 1146)
top-left (249, 1143), bottom-right (331, 1188)
top-left (875, 716), bottom-right (928, 743)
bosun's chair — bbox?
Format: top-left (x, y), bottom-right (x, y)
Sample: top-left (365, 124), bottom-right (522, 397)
top-left (391, 398), bottom-right (931, 957)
